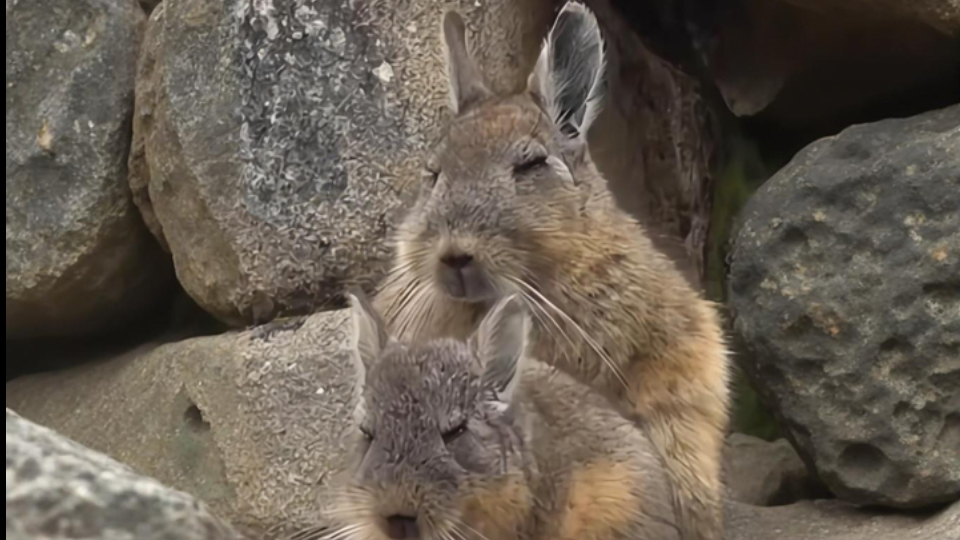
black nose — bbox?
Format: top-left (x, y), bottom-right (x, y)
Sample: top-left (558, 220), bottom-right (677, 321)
top-left (440, 253), bottom-right (474, 270)
top-left (383, 515), bottom-right (420, 539)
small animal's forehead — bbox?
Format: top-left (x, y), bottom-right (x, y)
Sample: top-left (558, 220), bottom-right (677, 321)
top-left (364, 340), bottom-right (480, 420)
top-left (439, 98), bottom-right (547, 165)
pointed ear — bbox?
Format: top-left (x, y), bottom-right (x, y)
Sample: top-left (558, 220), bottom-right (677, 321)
top-left (528, 2), bottom-right (606, 140)
top-left (474, 295), bottom-right (529, 404)
top-left (442, 10), bottom-right (492, 114)
top-left (346, 289), bottom-right (389, 380)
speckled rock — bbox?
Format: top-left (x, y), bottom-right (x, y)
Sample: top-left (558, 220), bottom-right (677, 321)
top-left (6, 409), bottom-right (239, 540)
top-left (724, 434), bottom-right (827, 507)
top-left (726, 499), bottom-right (959, 540)
top-left (729, 104), bottom-right (960, 508)
top-left (129, 0), bottom-right (553, 325)
top-left (6, 0), bottom-right (171, 340)
top-left (6, 310), bottom-right (358, 538)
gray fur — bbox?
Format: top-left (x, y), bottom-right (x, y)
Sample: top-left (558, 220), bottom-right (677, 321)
top-left (329, 299), bottom-right (679, 540)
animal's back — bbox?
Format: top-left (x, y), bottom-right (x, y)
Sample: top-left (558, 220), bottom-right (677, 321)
top-left (519, 363), bottom-right (680, 540)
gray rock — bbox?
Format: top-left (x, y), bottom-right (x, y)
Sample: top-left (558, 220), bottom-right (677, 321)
top-left (6, 309), bottom-right (358, 538)
top-left (6, 409), bottom-right (239, 540)
top-left (6, 0), bottom-right (172, 340)
top-left (129, 0), bottom-right (550, 326)
top-left (729, 104), bottom-right (960, 508)
top-left (727, 499), bottom-right (959, 540)
top-left (724, 433), bottom-right (827, 507)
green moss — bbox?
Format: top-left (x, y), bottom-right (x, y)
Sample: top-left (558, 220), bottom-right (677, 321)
top-left (707, 129), bottom-right (782, 440)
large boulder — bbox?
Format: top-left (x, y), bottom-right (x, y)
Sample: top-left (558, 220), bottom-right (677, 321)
top-left (6, 310), bottom-right (357, 538)
top-left (129, 0), bottom-right (554, 326)
top-left (6, 410), bottom-right (239, 540)
top-left (6, 0), bottom-right (172, 340)
top-left (729, 105), bottom-right (960, 508)
top-left (724, 434), bottom-right (827, 507)
top-left (726, 499), bottom-right (959, 540)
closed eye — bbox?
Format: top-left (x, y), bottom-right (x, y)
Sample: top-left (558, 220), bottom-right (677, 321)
top-left (441, 420), bottom-right (468, 443)
top-left (513, 155), bottom-right (548, 176)
top-left (359, 425), bottom-right (375, 441)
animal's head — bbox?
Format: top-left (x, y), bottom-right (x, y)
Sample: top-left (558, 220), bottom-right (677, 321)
top-left (396, 1), bottom-right (606, 303)
top-left (328, 291), bottom-right (530, 539)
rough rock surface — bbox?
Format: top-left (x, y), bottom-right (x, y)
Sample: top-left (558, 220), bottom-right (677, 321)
top-left (726, 499), bottom-right (960, 540)
top-left (6, 409), bottom-right (239, 540)
top-left (6, 310), bottom-right (357, 538)
top-left (729, 105), bottom-right (960, 508)
top-left (6, 0), bottom-right (171, 340)
top-left (724, 433), bottom-right (827, 507)
top-left (129, 0), bottom-right (553, 325)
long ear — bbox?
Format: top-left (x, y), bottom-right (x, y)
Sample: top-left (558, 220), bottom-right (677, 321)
top-left (346, 289), bottom-right (390, 380)
top-left (474, 295), bottom-right (529, 404)
top-left (527, 2), bottom-right (606, 140)
top-left (442, 10), bottom-right (492, 113)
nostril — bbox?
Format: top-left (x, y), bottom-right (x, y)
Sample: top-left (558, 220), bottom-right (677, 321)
top-left (441, 253), bottom-right (474, 270)
top-left (384, 515), bottom-right (420, 539)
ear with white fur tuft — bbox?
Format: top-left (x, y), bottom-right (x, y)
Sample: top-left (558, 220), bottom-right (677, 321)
top-left (442, 10), bottom-right (493, 114)
top-left (528, 1), bottom-right (606, 140)
top-left (346, 289), bottom-right (390, 382)
top-left (474, 295), bottom-right (529, 404)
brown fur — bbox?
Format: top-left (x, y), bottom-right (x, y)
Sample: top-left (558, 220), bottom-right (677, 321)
top-left (374, 4), bottom-right (730, 540)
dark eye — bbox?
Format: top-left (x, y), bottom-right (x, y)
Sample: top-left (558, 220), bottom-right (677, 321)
top-left (359, 425), bottom-right (375, 441)
top-left (441, 421), bottom-right (468, 443)
top-left (513, 155), bottom-right (548, 176)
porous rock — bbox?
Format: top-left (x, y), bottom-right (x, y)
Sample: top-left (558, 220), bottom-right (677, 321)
top-left (729, 104), bottom-right (960, 508)
top-left (6, 409), bottom-right (239, 540)
top-left (6, 310), bottom-right (358, 538)
top-left (6, 0), bottom-right (171, 340)
top-left (129, 0), bottom-right (553, 325)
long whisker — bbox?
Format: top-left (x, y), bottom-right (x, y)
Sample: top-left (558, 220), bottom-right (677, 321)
top-left (511, 279), bottom-right (629, 390)
top-left (451, 518), bottom-right (493, 540)
top-left (509, 284), bottom-right (577, 367)
top-left (282, 525), bottom-right (330, 540)
top-left (322, 524), bottom-right (366, 540)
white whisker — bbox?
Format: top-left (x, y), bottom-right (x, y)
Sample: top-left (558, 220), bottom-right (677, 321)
top-left (511, 279), bottom-right (629, 390)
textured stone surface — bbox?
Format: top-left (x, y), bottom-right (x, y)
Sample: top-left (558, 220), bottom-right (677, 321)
top-left (6, 409), bottom-right (239, 540)
top-left (6, 0), bottom-right (171, 340)
top-left (727, 499), bottom-right (960, 540)
top-left (724, 434), bottom-right (827, 507)
top-left (129, 0), bottom-right (553, 325)
top-left (585, 0), bottom-right (717, 286)
top-left (6, 310), bottom-right (357, 538)
top-left (729, 105), bottom-right (960, 508)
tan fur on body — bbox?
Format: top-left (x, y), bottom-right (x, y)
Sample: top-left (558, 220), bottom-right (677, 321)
top-left (374, 4), bottom-right (730, 540)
